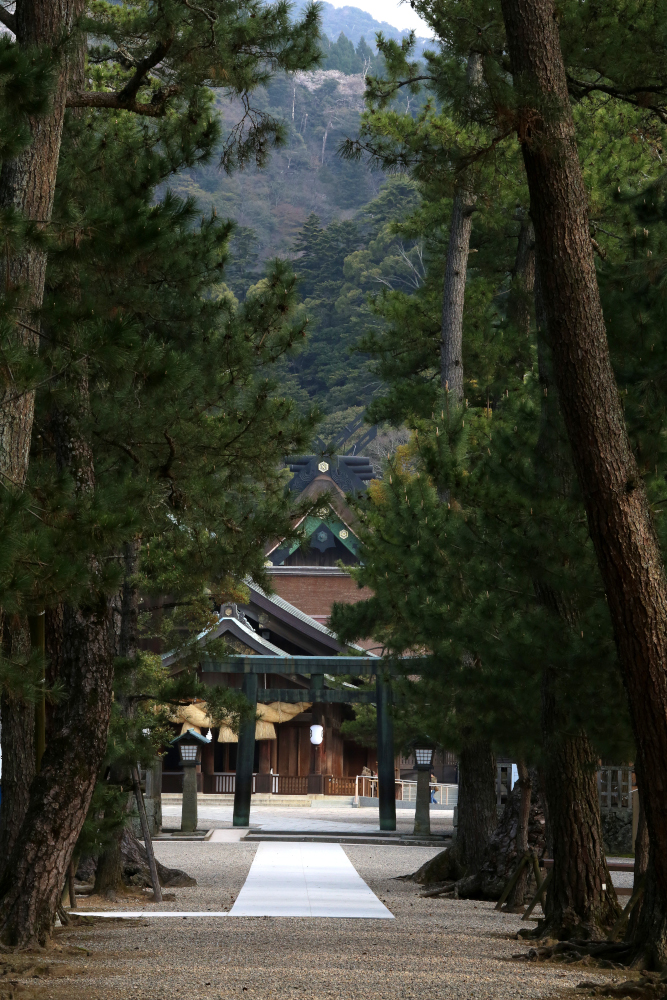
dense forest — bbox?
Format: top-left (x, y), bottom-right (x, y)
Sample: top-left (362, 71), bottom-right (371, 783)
top-left (168, 8), bottom-right (433, 442)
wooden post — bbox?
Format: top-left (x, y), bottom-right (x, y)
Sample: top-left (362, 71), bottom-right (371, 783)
top-left (68, 858), bottom-right (77, 909)
top-left (233, 673), bottom-right (257, 827)
top-left (376, 671), bottom-right (396, 831)
top-left (522, 868), bottom-right (552, 920)
top-left (495, 853), bottom-right (531, 910)
top-left (131, 765), bottom-right (162, 902)
top-left (414, 768), bottom-right (431, 835)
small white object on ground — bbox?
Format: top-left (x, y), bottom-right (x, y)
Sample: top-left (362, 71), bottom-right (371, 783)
top-left (229, 841), bottom-right (394, 918)
top-left (81, 911), bottom-right (230, 918)
top-left (207, 828), bottom-right (248, 842)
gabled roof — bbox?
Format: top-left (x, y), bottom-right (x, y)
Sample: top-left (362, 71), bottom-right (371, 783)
top-left (287, 455), bottom-right (375, 496)
top-left (162, 603), bottom-right (287, 668)
top-left (246, 582), bottom-right (375, 656)
top-left (265, 508), bottom-right (359, 566)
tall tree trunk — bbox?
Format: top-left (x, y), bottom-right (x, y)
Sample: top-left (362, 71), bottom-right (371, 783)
top-left (0, 595), bottom-right (114, 946)
top-left (0, 379), bottom-right (115, 945)
top-left (439, 52), bottom-right (483, 403)
top-left (0, 0), bottom-right (82, 488)
top-left (542, 665), bottom-right (619, 938)
top-left (532, 267), bottom-right (618, 938)
top-left (0, 3), bottom-right (82, 937)
top-left (499, 0), bottom-right (667, 962)
top-left (453, 764), bottom-right (547, 903)
top-left (0, 617), bottom-right (34, 879)
top-left (628, 780), bottom-right (649, 944)
top-left (457, 739), bottom-right (497, 870)
top-left (507, 215), bottom-right (535, 340)
top-left (94, 538), bottom-right (142, 896)
top-left (506, 762), bottom-right (533, 909)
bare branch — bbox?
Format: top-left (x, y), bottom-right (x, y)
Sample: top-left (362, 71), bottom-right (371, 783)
top-left (566, 73), bottom-right (667, 123)
top-left (0, 6), bottom-right (16, 33)
top-left (119, 36), bottom-right (174, 103)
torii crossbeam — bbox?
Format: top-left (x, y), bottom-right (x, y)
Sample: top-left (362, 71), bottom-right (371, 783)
top-left (200, 656), bottom-right (397, 831)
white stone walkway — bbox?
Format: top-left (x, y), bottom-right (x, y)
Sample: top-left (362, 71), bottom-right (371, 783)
top-left (84, 840), bottom-right (394, 920)
top-left (229, 842), bottom-right (394, 918)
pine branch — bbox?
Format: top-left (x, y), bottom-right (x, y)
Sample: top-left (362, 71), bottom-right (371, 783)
top-left (67, 37), bottom-right (176, 116)
top-left (566, 73), bottom-right (667, 123)
top-left (66, 85), bottom-right (180, 117)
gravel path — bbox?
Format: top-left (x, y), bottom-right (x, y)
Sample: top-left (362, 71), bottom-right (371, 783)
top-left (25, 843), bottom-right (612, 1000)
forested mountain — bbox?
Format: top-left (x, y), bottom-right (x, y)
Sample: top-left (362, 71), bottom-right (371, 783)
top-left (171, 71), bottom-right (375, 262)
top-left (168, 13), bottom-right (430, 434)
top-left (296, 1), bottom-right (432, 53)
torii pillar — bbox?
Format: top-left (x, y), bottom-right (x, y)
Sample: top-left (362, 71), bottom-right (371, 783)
top-left (233, 673), bottom-right (257, 827)
top-left (376, 671), bottom-right (396, 831)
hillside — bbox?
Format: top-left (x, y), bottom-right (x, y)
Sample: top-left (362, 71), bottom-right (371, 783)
top-left (297, 0), bottom-right (433, 53)
top-left (171, 69), bottom-right (380, 266)
top-left (168, 6), bottom-right (432, 430)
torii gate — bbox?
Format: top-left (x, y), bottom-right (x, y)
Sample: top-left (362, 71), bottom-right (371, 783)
top-left (200, 655), bottom-right (396, 831)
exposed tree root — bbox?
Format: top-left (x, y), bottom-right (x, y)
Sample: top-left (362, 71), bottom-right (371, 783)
top-left (576, 971), bottom-right (667, 998)
top-left (77, 828), bottom-right (196, 890)
top-left (513, 938), bottom-right (657, 981)
top-left (408, 777), bottom-right (546, 899)
top-left (409, 843), bottom-right (468, 886)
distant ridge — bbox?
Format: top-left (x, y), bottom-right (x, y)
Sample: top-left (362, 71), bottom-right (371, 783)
top-left (293, 0), bottom-right (433, 53)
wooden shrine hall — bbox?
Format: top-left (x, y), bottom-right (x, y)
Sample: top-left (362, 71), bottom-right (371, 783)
top-left (161, 453), bottom-right (401, 829)
top-left (161, 595), bottom-right (398, 829)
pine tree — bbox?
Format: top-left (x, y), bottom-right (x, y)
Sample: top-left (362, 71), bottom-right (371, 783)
top-left (0, 4), bottom-right (320, 946)
top-left (0, 0), bottom-right (321, 545)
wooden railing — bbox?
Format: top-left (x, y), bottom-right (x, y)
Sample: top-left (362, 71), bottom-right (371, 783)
top-left (277, 775), bottom-right (309, 795)
top-left (167, 771), bottom-right (370, 796)
top-left (353, 775), bottom-right (459, 806)
top-left (326, 776), bottom-right (357, 796)
top-left (207, 773), bottom-right (236, 794)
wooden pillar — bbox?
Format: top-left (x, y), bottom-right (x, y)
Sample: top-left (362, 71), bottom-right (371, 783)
top-left (233, 673), bottom-right (257, 827)
top-left (376, 671), bottom-right (396, 831)
top-left (201, 741), bottom-right (214, 775)
top-left (258, 740), bottom-right (271, 774)
top-left (270, 737), bottom-right (278, 774)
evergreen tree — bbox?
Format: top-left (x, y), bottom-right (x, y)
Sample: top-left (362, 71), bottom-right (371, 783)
top-left (0, 1), bottom-right (320, 947)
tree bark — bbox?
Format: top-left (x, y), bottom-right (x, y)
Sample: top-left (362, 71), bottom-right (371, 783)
top-left (440, 52), bottom-right (483, 403)
top-left (119, 827), bottom-right (196, 888)
top-left (530, 266), bottom-right (617, 938)
top-left (0, 596), bottom-right (114, 947)
top-left (410, 739), bottom-right (497, 884)
top-left (457, 739), bottom-right (497, 869)
top-left (627, 781), bottom-right (649, 943)
top-left (506, 762), bottom-right (533, 909)
top-left (0, 0), bottom-right (83, 489)
top-left (507, 215), bottom-right (535, 341)
top-left (541, 665), bottom-right (619, 939)
top-left (499, 0), bottom-right (667, 960)
top-left (0, 373), bottom-right (115, 946)
top-left (0, 617), bottom-right (34, 880)
top-left (453, 765), bottom-right (547, 903)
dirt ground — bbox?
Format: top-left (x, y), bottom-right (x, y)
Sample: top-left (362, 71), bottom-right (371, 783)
top-left (0, 843), bottom-right (619, 1000)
